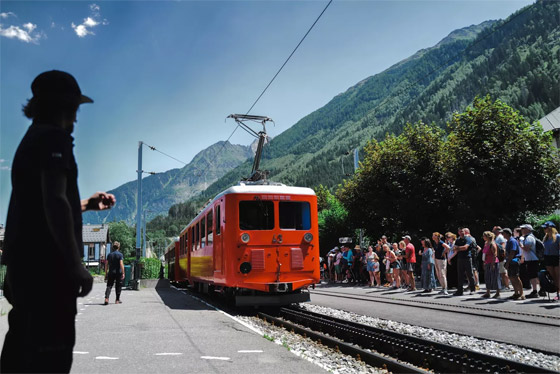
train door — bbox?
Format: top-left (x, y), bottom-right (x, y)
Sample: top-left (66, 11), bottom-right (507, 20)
top-left (213, 200), bottom-right (224, 274)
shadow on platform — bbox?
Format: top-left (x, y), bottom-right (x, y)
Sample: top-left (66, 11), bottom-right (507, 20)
top-left (155, 286), bottom-right (214, 311)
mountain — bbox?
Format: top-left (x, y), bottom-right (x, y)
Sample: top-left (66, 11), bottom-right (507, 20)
top-left (83, 141), bottom-right (253, 224)
top-left (160, 0), bottom-right (558, 226)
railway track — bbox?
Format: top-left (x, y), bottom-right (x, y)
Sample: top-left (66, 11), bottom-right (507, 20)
top-left (259, 307), bottom-right (556, 374)
top-left (311, 289), bottom-right (560, 327)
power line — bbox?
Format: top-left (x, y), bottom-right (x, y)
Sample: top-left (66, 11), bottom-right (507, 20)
top-left (144, 142), bottom-right (188, 166)
top-left (196, 0), bottom-right (333, 179)
top-left (246, 0), bottom-right (333, 115)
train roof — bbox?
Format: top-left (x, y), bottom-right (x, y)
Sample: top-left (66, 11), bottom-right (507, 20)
top-left (214, 182), bottom-right (316, 200)
top-left (179, 182), bottom-right (316, 235)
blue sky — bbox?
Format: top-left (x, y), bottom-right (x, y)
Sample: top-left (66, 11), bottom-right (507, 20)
top-left (0, 0), bottom-right (532, 223)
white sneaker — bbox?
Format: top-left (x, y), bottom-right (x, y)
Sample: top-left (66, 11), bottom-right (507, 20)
top-left (443, 289), bottom-right (449, 295)
top-left (342, 279), bottom-right (348, 284)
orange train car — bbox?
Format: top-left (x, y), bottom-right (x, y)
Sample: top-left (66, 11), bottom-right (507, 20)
top-left (171, 181), bottom-right (320, 306)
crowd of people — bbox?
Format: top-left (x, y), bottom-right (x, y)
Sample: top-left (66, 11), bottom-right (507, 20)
top-left (323, 222), bottom-right (560, 301)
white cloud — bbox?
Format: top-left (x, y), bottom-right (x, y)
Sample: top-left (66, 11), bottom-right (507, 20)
top-left (0, 23), bottom-right (43, 44)
top-left (0, 12), bottom-right (16, 19)
top-left (71, 23), bottom-right (93, 38)
top-left (23, 22), bottom-right (36, 32)
top-left (83, 17), bottom-right (98, 27)
top-left (72, 3), bottom-right (108, 38)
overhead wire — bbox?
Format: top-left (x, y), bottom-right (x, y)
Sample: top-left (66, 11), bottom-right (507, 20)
top-left (140, 1), bottom-right (531, 185)
top-left (191, 0), bottom-right (334, 179)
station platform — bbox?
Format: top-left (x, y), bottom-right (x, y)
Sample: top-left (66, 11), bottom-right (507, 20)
top-left (310, 282), bottom-right (560, 354)
top-left (0, 283), bottom-right (324, 374)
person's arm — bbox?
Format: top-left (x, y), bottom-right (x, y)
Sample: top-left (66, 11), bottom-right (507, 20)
top-left (120, 259), bottom-right (125, 280)
top-left (491, 243), bottom-right (497, 257)
top-left (41, 168), bottom-right (92, 297)
top-left (442, 242), bottom-right (450, 256)
top-left (81, 192), bottom-right (116, 212)
top-left (104, 258), bottom-right (108, 280)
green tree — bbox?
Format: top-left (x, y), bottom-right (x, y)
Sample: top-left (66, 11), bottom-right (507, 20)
top-left (108, 221), bottom-right (136, 258)
top-left (339, 122), bottom-right (451, 238)
top-left (446, 95), bottom-right (560, 230)
top-left (316, 186), bottom-right (352, 256)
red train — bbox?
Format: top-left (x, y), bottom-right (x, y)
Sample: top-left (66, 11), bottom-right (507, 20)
top-left (165, 181), bottom-right (320, 306)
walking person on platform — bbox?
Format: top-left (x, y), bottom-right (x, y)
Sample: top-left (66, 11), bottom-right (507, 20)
top-left (452, 228), bottom-right (476, 296)
top-left (1, 70), bottom-right (116, 373)
top-left (503, 228), bottom-right (524, 300)
top-left (105, 241), bottom-right (125, 304)
top-left (482, 231), bottom-right (500, 298)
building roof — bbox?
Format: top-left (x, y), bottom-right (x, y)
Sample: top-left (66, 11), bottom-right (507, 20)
top-left (539, 106), bottom-right (560, 132)
top-left (83, 224), bottom-right (109, 243)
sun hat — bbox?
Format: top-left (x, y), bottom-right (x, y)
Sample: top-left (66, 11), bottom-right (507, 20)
top-left (519, 224), bottom-right (534, 231)
top-left (31, 70), bottom-right (93, 104)
top-left (541, 221), bottom-right (556, 228)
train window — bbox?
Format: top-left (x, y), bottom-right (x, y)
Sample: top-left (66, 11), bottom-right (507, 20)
top-left (195, 222), bottom-right (200, 250)
top-left (239, 201), bottom-right (274, 230)
top-left (201, 217), bottom-right (206, 248)
top-left (207, 210), bottom-right (213, 245)
top-left (279, 201), bottom-right (311, 230)
top-left (216, 205), bottom-right (221, 235)
top-left (191, 227), bottom-right (195, 252)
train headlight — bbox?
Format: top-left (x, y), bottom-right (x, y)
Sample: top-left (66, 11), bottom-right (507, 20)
top-left (304, 233), bottom-right (313, 243)
top-left (241, 233), bottom-right (251, 244)
top-left (240, 262), bottom-right (252, 274)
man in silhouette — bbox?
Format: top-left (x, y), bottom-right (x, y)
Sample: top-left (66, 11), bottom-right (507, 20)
top-left (1, 70), bottom-right (116, 373)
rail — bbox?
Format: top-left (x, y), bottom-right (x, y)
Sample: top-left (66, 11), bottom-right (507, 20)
top-left (269, 307), bottom-right (555, 374)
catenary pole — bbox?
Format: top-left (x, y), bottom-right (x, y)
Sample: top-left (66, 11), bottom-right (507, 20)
top-left (135, 141), bottom-right (143, 286)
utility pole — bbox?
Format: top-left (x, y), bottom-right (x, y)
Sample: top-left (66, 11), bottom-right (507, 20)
top-left (353, 148), bottom-right (363, 248)
top-left (134, 141), bottom-right (143, 289)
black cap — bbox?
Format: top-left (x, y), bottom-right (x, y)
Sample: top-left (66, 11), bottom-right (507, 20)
top-left (31, 70), bottom-right (93, 104)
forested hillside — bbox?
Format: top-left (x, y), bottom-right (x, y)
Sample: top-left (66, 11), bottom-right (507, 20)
top-left (153, 0), bottom-right (559, 232)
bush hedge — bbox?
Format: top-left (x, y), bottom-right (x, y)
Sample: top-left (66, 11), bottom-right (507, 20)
top-left (140, 257), bottom-right (162, 279)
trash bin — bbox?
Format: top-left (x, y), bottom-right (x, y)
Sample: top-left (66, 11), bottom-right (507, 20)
top-left (123, 265), bottom-right (132, 288)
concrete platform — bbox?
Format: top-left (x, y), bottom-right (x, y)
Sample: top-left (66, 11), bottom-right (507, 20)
top-left (311, 282), bottom-right (560, 354)
top-left (0, 283), bottom-right (325, 373)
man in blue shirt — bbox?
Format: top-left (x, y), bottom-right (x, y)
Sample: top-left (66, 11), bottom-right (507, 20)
top-left (504, 228), bottom-right (524, 300)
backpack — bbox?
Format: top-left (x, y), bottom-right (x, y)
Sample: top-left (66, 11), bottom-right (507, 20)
top-left (497, 243), bottom-right (506, 262)
top-left (469, 240), bottom-right (478, 259)
top-left (534, 236), bottom-right (545, 261)
top-left (538, 269), bottom-right (556, 293)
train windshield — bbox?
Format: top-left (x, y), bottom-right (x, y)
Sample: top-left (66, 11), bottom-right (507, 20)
top-left (279, 201), bottom-right (311, 230)
top-left (239, 201), bottom-right (274, 230)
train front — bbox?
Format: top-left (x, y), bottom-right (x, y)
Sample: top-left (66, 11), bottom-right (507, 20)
top-left (225, 184), bottom-right (320, 306)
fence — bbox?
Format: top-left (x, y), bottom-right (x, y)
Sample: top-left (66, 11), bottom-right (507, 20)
top-left (0, 265), bottom-right (6, 297)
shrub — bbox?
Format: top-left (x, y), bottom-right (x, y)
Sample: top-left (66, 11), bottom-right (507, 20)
top-left (140, 257), bottom-right (162, 279)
